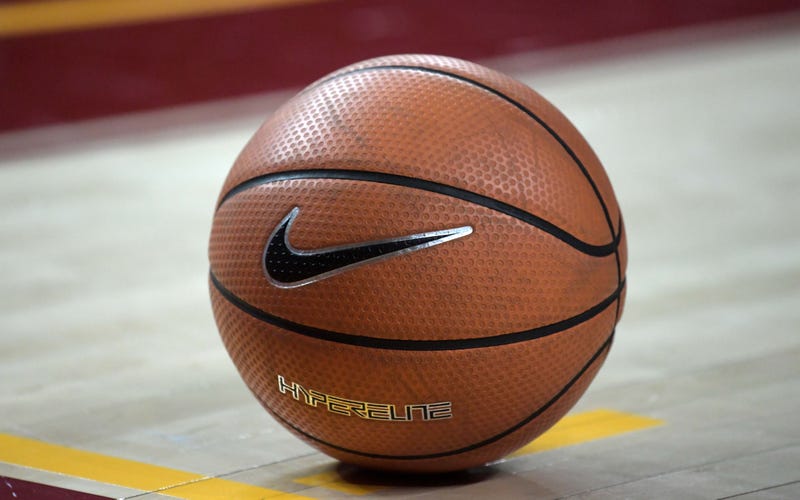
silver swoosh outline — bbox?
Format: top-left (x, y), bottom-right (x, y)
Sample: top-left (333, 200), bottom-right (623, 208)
top-left (262, 206), bottom-right (473, 288)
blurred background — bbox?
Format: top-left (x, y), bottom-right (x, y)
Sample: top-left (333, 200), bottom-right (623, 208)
top-left (3, 0), bottom-right (800, 132)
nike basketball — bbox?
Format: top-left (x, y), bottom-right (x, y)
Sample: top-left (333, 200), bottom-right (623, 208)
top-left (208, 54), bottom-right (626, 473)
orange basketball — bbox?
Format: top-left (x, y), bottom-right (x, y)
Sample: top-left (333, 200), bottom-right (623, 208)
top-left (208, 54), bottom-right (626, 473)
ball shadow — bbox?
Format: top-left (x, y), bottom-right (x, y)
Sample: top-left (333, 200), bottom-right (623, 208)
top-left (334, 461), bottom-right (500, 490)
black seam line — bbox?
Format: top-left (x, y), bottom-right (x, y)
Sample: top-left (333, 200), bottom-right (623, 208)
top-left (217, 169), bottom-right (620, 258)
top-left (613, 215), bottom-right (625, 325)
top-left (210, 270), bottom-right (624, 351)
top-left (269, 329), bottom-right (615, 461)
top-left (313, 63), bottom-right (620, 238)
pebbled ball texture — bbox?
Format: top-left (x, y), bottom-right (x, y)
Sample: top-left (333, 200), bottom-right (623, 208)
top-left (208, 54), bottom-right (626, 473)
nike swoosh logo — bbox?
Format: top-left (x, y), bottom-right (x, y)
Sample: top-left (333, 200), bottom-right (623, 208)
top-left (263, 207), bottom-right (473, 288)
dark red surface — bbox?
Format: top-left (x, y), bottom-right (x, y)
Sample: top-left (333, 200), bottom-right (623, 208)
top-left (1, 0), bottom-right (799, 131)
top-left (0, 476), bottom-right (112, 500)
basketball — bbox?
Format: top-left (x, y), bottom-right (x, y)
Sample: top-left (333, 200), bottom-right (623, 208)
top-left (208, 54), bottom-right (626, 473)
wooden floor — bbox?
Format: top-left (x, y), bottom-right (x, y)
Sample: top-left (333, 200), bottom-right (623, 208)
top-left (1, 18), bottom-right (799, 499)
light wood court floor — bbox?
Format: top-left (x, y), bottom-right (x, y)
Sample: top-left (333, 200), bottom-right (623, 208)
top-left (1, 16), bottom-right (799, 500)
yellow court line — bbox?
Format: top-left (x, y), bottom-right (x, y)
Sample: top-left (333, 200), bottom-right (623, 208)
top-left (0, 0), bottom-right (326, 38)
top-left (0, 433), bottom-right (309, 500)
top-left (509, 408), bottom-right (664, 457)
top-left (0, 410), bottom-right (662, 498)
top-left (294, 470), bottom-right (385, 495)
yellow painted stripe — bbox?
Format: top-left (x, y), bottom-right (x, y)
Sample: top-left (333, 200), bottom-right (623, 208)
top-left (294, 470), bottom-right (385, 495)
top-left (0, 0), bottom-right (326, 38)
top-left (161, 477), bottom-right (308, 499)
top-left (0, 410), bottom-right (661, 498)
top-left (509, 408), bottom-right (664, 457)
top-left (0, 433), bottom-right (309, 499)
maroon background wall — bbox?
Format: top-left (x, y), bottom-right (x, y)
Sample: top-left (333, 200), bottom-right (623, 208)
top-left (2, 0), bottom-right (800, 132)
